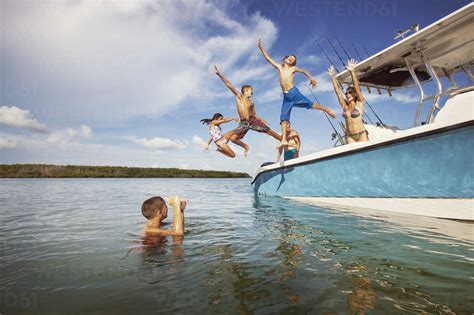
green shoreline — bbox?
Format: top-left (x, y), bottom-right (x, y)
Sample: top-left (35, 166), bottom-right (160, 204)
top-left (0, 164), bottom-right (250, 178)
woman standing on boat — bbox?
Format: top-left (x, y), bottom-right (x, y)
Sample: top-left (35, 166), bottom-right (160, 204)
top-left (328, 59), bottom-right (368, 143)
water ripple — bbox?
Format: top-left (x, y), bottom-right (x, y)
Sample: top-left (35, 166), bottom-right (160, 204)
top-left (1, 178), bottom-right (473, 314)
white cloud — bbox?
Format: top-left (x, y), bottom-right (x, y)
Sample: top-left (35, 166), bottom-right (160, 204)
top-left (178, 160), bottom-right (190, 169)
top-left (192, 135), bottom-right (208, 149)
top-left (0, 1), bottom-right (286, 173)
top-left (255, 85), bottom-right (282, 104)
top-left (80, 125), bottom-right (93, 138)
top-left (66, 129), bottom-right (77, 137)
top-left (2, 1), bottom-right (278, 125)
top-left (0, 130), bottom-right (257, 173)
top-left (47, 125), bottom-right (93, 143)
top-left (129, 136), bottom-right (187, 150)
top-left (46, 132), bottom-right (67, 143)
top-left (0, 106), bottom-right (48, 133)
top-left (312, 73), bottom-right (336, 93)
top-left (221, 64), bottom-right (274, 87)
top-left (392, 92), bottom-right (418, 104)
top-left (298, 54), bottom-right (322, 66)
top-left (0, 132), bottom-right (160, 167)
top-left (0, 137), bottom-right (18, 149)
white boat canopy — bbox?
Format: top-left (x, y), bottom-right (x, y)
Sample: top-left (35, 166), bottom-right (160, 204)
top-left (335, 3), bottom-right (474, 90)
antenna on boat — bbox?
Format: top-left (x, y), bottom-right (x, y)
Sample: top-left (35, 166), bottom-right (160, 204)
top-left (363, 46), bottom-right (370, 58)
top-left (332, 35), bottom-right (385, 126)
top-left (365, 99), bottom-right (385, 126)
top-left (394, 24), bottom-right (419, 40)
top-left (352, 43), bottom-right (364, 61)
top-left (306, 83), bottom-right (345, 145)
top-left (311, 34), bottom-right (340, 73)
top-left (326, 35), bottom-right (346, 67)
top-left (311, 35), bottom-right (344, 89)
top-left (332, 32), bottom-right (352, 60)
top-left (363, 109), bottom-right (375, 125)
top-left (314, 35), bottom-right (384, 127)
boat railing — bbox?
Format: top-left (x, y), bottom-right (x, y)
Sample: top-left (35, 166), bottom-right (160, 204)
top-left (405, 48), bottom-right (473, 127)
top-left (403, 55), bottom-right (425, 127)
top-left (461, 64), bottom-right (474, 82)
top-left (421, 51), bottom-right (443, 124)
top-left (404, 48), bottom-right (443, 126)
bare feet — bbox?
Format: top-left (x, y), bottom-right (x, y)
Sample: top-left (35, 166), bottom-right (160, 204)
top-left (244, 146), bottom-right (249, 157)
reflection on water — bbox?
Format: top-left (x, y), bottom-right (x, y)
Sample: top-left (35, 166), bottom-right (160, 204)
top-left (1, 179), bottom-right (473, 314)
top-left (347, 275), bottom-right (375, 315)
top-left (138, 233), bottom-right (184, 285)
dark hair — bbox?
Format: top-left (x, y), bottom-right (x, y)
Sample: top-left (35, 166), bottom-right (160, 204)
top-left (241, 85), bottom-right (252, 94)
top-left (200, 113), bottom-right (223, 125)
top-left (141, 196), bottom-right (165, 219)
top-left (282, 55), bottom-right (297, 66)
top-left (345, 86), bottom-right (358, 102)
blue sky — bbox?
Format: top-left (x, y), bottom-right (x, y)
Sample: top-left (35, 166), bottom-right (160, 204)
top-left (0, 0), bottom-right (470, 174)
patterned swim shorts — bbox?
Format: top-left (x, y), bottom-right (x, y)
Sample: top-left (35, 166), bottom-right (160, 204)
top-left (233, 116), bottom-right (270, 139)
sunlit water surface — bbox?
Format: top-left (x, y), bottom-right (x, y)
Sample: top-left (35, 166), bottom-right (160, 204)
top-left (1, 178), bottom-right (473, 314)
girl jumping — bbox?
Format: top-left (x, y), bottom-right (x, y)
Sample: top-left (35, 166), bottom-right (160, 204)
top-left (200, 113), bottom-right (249, 158)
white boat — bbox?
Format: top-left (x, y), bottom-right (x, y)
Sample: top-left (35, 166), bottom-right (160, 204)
top-left (252, 3), bottom-right (474, 221)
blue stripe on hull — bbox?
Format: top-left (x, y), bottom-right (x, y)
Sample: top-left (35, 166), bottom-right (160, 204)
top-left (253, 125), bottom-right (474, 198)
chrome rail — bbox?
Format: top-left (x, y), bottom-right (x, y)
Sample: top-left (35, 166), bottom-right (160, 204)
top-left (461, 63), bottom-right (474, 82)
top-left (404, 56), bottom-right (425, 127)
top-left (422, 51), bottom-right (442, 124)
top-left (443, 68), bottom-right (458, 91)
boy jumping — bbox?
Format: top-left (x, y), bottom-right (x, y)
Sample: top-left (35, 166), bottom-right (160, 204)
top-left (214, 65), bottom-right (281, 143)
top-left (258, 38), bottom-right (336, 147)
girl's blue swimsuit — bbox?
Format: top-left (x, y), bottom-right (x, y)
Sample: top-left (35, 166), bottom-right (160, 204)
top-left (284, 148), bottom-right (297, 161)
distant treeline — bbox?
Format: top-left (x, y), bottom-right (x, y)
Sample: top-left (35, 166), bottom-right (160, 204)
top-left (0, 164), bottom-right (250, 178)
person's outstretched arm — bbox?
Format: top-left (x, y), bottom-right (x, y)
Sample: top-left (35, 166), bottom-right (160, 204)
top-left (258, 38), bottom-right (280, 69)
top-left (204, 137), bottom-right (213, 150)
top-left (328, 65), bottom-right (346, 108)
top-left (213, 117), bottom-right (239, 126)
top-left (295, 67), bottom-right (317, 87)
top-left (167, 196), bottom-right (187, 236)
top-left (346, 59), bottom-right (365, 105)
top-left (214, 65), bottom-right (240, 97)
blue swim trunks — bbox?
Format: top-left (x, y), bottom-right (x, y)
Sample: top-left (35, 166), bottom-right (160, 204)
top-left (280, 87), bottom-right (313, 122)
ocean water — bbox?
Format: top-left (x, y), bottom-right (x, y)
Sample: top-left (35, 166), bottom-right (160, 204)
top-left (0, 178), bottom-right (473, 314)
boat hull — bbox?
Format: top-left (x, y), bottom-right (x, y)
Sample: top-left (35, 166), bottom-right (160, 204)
top-left (253, 124), bottom-right (473, 202)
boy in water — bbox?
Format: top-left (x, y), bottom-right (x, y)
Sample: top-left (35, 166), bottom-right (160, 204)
top-left (258, 38), bottom-right (336, 148)
top-left (214, 65), bottom-right (281, 144)
top-left (142, 196), bottom-right (187, 235)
